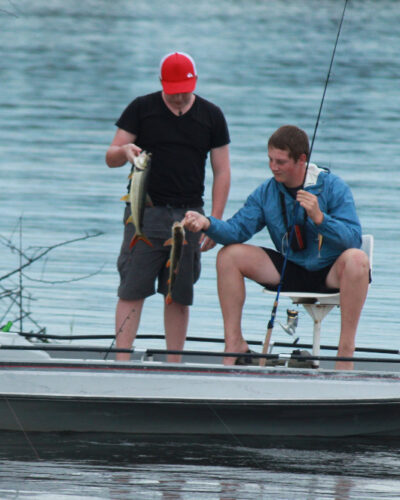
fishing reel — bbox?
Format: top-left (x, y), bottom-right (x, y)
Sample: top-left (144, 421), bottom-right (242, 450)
top-left (279, 309), bottom-right (299, 343)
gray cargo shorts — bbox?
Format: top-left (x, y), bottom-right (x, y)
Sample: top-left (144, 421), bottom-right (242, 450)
top-left (117, 205), bottom-right (203, 305)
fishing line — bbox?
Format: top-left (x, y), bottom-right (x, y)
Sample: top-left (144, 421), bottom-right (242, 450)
top-left (261, 0), bottom-right (349, 362)
top-left (2, 218), bottom-right (41, 460)
top-left (3, 397), bottom-right (41, 460)
top-left (104, 305), bottom-right (137, 360)
top-left (205, 403), bottom-right (264, 468)
top-left (305, 0), bottom-right (349, 178)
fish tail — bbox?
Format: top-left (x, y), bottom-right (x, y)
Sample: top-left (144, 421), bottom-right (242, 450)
top-left (129, 235), bottom-right (139, 248)
top-left (129, 234), bottom-right (153, 249)
top-left (141, 235), bottom-right (153, 247)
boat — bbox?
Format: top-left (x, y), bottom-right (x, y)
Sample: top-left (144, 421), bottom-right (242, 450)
top-left (1, 327), bottom-right (400, 438)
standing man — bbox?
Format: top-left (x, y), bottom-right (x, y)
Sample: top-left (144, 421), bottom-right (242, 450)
top-left (106, 52), bottom-right (231, 361)
top-left (184, 125), bottom-right (370, 370)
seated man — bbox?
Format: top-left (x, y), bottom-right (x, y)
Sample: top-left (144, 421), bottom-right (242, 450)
top-left (183, 125), bottom-right (370, 370)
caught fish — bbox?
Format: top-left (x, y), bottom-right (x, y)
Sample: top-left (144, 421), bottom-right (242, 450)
top-left (163, 222), bottom-right (188, 305)
top-left (121, 151), bottom-right (153, 248)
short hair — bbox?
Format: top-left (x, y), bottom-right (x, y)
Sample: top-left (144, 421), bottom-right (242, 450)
top-left (268, 125), bottom-right (309, 161)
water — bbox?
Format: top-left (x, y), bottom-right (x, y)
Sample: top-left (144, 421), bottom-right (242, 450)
top-left (1, 433), bottom-right (400, 499)
top-left (1, 0), bottom-right (400, 497)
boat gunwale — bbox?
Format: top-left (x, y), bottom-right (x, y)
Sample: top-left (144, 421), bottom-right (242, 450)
top-left (2, 393), bottom-right (400, 406)
top-left (1, 358), bottom-right (400, 382)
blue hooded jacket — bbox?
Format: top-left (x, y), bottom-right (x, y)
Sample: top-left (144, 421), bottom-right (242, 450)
top-left (206, 164), bottom-right (362, 271)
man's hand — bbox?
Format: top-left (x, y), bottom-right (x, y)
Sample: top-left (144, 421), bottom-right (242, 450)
top-left (183, 211), bottom-right (210, 232)
top-left (105, 129), bottom-right (139, 168)
top-left (122, 143), bottom-right (142, 164)
top-left (199, 234), bottom-right (217, 252)
top-left (183, 212), bottom-right (216, 252)
top-left (296, 190), bottom-right (324, 225)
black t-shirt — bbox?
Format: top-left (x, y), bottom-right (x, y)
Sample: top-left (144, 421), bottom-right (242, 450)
top-left (116, 91), bottom-right (230, 206)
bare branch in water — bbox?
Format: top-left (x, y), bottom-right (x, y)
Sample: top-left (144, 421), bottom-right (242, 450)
top-left (0, 227), bottom-right (105, 337)
top-left (21, 263), bottom-right (105, 285)
top-left (0, 0), bottom-right (22, 17)
top-left (0, 231), bottom-right (104, 282)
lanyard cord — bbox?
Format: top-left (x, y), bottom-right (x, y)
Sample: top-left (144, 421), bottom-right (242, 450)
top-left (279, 191), bottom-right (307, 232)
top-left (261, 0), bottom-right (350, 363)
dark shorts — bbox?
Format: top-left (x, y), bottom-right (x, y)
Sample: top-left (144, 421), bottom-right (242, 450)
top-left (260, 248), bottom-right (339, 293)
top-left (117, 205), bottom-right (203, 305)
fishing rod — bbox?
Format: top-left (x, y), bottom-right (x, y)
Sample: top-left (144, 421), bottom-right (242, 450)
top-left (260, 0), bottom-right (350, 365)
top-left (1, 343), bottom-right (400, 365)
top-left (8, 331), bottom-right (400, 356)
top-left (17, 331), bottom-right (258, 344)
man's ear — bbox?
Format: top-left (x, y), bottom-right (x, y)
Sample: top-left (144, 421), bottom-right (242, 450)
top-left (298, 153), bottom-right (307, 165)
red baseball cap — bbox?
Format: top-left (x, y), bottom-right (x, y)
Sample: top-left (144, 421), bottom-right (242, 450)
top-left (160, 52), bottom-right (197, 95)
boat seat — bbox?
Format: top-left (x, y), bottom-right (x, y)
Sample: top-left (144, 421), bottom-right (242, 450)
top-left (263, 234), bottom-right (374, 363)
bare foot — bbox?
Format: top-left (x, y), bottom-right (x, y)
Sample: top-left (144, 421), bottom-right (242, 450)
top-left (335, 360), bottom-right (354, 370)
top-left (223, 341), bottom-right (249, 365)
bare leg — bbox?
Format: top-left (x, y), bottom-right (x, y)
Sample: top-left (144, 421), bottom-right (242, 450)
top-left (164, 301), bottom-right (189, 362)
top-left (115, 298), bottom-right (144, 361)
top-left (216, 244), bottom-right (280, 365)
top-left (326, 249), bottom-right (370, 370)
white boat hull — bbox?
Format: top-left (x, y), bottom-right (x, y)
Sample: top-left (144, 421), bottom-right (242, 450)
top-left (1, 359), bottom-right (400, 437)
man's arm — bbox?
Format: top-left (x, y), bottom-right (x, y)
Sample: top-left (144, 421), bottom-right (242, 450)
top-left (105, 129), bottom-right (141, 167)
top-left (184, 186), bottom-right (266, 246)
top-left (198, 144), bottom-right (230, 251)
top-left (209, 144), bottom-right (230, 219)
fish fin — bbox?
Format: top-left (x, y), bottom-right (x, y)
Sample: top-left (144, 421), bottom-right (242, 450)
top-left (183, 239), bottom-right (188, 245)
top-left (125, 215), bottom-right (133, 225)
top-left (120, 194), bottom-right (128, 202)
top-left (166, 259), bottom-right (171, 269)
top-left (145, 195), bottom-right (153, 207)
top-left (163, 238), bottom-right (173, 247)
top-left (165, 294), bottom-right (173, 305)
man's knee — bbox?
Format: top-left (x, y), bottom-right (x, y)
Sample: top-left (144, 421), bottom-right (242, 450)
top-left (347, 248), bottom-right (369, 269)
top-left (216, 244), bottom-right (243, 271)
top-left (341, 248), bottom-right (370, 279)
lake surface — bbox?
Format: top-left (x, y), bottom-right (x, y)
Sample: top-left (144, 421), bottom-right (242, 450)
top-left (1, 433), bottom-right (400, 499)
top-left (1, 0), bottom-right (400, 497)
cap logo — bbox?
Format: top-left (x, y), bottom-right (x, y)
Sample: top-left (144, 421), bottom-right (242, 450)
top-left (186, 72), bottom-right (193, 78)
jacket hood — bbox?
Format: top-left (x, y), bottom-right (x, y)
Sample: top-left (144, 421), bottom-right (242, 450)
top-left (303, 163), bottom-right (330, 189)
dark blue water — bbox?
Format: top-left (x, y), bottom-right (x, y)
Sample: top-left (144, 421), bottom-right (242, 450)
top-left (0, 433), bottom-right (400, 499)
top-left (1, 0), bottom-right (400, 497)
